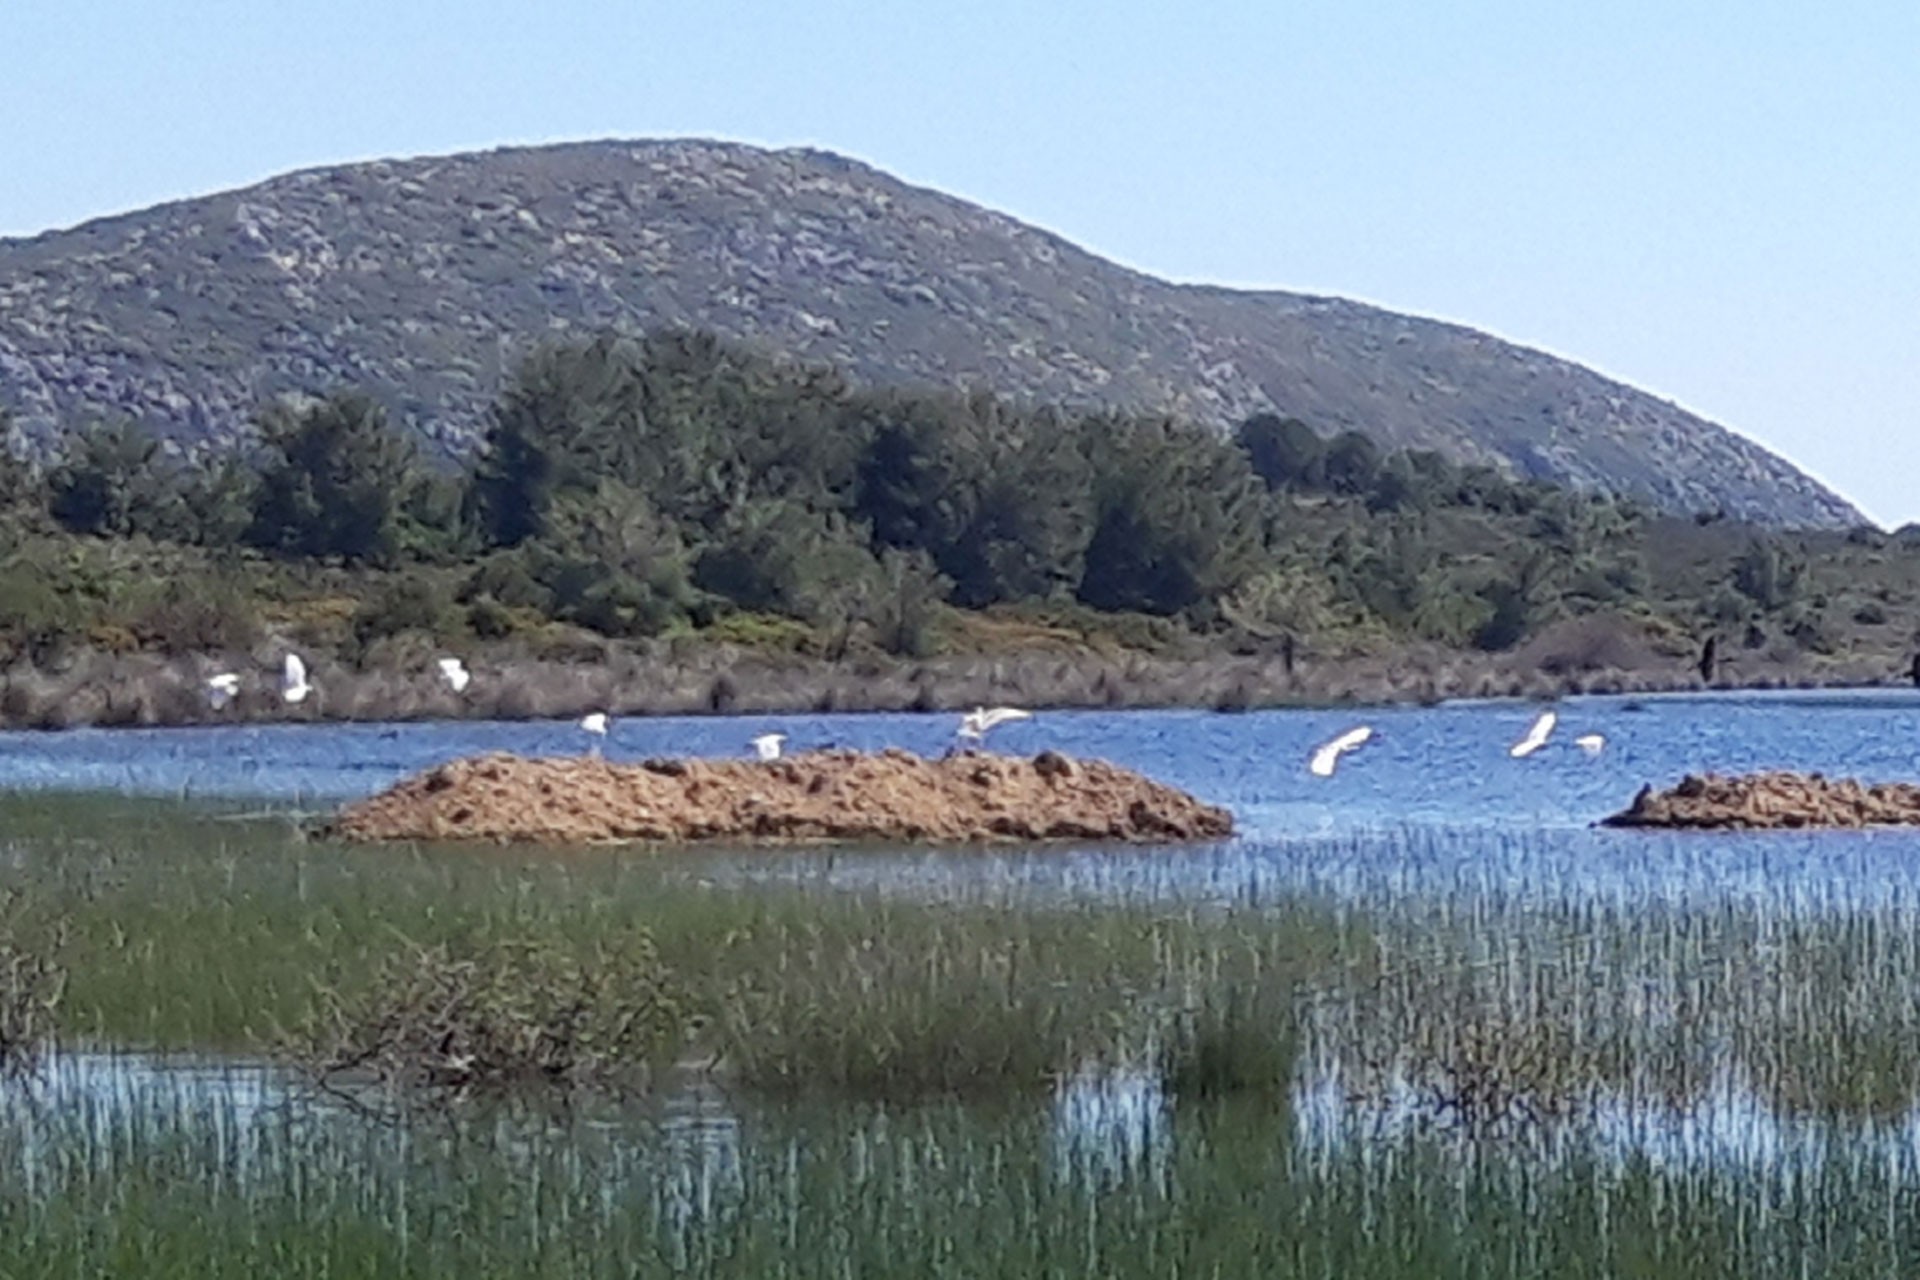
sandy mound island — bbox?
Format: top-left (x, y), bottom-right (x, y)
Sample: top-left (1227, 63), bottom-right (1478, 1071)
top-left (327, 748), bottom-right (1234, 845)
top-left (1602, 771), bottom-right (1920, 830)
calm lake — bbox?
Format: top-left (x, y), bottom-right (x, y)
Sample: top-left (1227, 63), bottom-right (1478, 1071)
top-left (6, 690), bottom-right (1920, 1277)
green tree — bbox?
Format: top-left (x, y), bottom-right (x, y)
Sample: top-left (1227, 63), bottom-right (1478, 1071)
top-left (1236, 414), bottom-right (1326, 491)
top-left (692, 498), bottom-right (880, 624)
top-left (1473, 551), bottom-right (1556, 651)
top-left (1320, 431), bottom-right (1382, 496)
top-left (527, 481), bottom-right (697, 637)
top-left (46, 420), bottom-right (188, 539)
top-left (246, 393), bottom-right (422, 565)
top-left (0, 406), bottom-right (43, 522)
top-left (854, 393), bottom-right (1091, 608)
top-left (1731, 537), bottom-right (1804, 613)
top-left (466, 334), bottom-right (647, 548)
top-left (1077, 417), bottom-right (1264, 617)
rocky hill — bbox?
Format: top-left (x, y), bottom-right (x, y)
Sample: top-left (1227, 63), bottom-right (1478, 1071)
top-left (0, 139), bottom-right (1862, 528)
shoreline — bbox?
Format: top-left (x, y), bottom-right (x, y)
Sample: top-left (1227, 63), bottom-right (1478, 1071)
top-left (0, 641), bottom-right (1912, 732)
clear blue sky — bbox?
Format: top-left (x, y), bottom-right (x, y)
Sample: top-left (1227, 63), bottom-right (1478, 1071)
top-left (4, 1), bottom-right (1915, 523)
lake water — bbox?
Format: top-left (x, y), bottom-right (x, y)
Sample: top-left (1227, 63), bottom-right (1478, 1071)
top-left (7, 691), bottom-right (1920, 1275)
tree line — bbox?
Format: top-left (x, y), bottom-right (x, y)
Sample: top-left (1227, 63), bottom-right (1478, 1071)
top-left (0, 328), bottom-right (1703, 661)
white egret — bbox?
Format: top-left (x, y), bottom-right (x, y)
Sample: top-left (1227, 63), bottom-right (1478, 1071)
top-left (751, 732), bottom-right (787, 761)
top-left (1309, 725), bottom-right (1374, 778)
top-left (1574, 733), bottom-right (1607, 755)
top-left (1509, 710), bottom-right (1557, 759)
top-left (437, 656), bottom-right (471, 694)
top-left (281, 653), bottom-right (312, 705)
top-left (579, 712), bottom-right (609, 756)
top-left (205, 672), bottom-right (240, 711)
top-left (958, 706), bottom-right (1033, 743)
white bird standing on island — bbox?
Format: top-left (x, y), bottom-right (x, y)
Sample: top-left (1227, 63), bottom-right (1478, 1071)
top-left (205, 672), bottom-right (240, 711)
top-left (751, 732), bottom-right (787, 761)
top-left (1509, 710), bottom-right (1557, 758)
top-left (958, 706), bottom-right (1033, 743)
top-left (280, 653), bottom-right (312, 705)
top-left (437, 656), bottom-right (471, 694)
top-left (1309, 725), bottom-right (1373, 778)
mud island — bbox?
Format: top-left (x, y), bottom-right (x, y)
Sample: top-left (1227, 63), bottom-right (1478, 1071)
top-left (1603, 771), bottom-right (1920, 830)
top-left (327, 748), bottom-right (1234, 845)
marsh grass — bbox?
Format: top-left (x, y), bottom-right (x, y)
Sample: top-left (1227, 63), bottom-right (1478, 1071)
top-left (4, 1073), bottom-right (1917, 1279)
top-left (14, 797), bottom-right (1920, 1272)
top-left (1158, 982), bottom-right (1298, 1101)
top-left (2, 796), bottom-right (1329, 1102)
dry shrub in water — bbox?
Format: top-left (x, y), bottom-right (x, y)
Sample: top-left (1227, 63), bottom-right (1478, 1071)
top-left (290, 932), bottom-right (690, 1108)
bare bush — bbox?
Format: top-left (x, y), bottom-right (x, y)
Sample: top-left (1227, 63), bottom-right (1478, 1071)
top-left (0, 896), bottom-right (65, 1079)
top-left (288, 932), bottom-right (691, 1110)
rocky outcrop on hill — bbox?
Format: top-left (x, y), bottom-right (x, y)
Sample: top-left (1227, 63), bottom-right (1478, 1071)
top-left (0, 139), bottom-right (1861, 528)
top-left (1602, 771), bottom-right (1920, 830)
top-left (327, 748), bottom-right (1234, 845)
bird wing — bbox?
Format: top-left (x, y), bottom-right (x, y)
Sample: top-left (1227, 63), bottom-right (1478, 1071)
top-left (1309, 726), bottom-right (1371, 777)
top-left (1336, 726), bottom-right (1373, 752)
top-left (437, 657), bottom-right (463, 677)
top-left (979, 707), bottom-right (1033, 731)
top-left (283, 654), bottom-right (306, 689)
top-left (1511, 711), bottom-right (1556, 757)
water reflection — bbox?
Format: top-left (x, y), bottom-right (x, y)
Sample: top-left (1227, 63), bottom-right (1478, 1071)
top-left (1051, 1066), bottom-right (1168, 1192)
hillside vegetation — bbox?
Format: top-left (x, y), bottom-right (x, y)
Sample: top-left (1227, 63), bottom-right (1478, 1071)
top-left (0, 139), bottom-right (1860, 528)
top-left (0, 328), bottom-right (1913, 726)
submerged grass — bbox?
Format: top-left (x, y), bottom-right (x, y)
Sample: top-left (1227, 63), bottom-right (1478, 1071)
top-left (4, 1072), bottom-right (1917, 1280)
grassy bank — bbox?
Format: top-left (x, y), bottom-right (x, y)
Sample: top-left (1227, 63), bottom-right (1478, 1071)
top-left (1, 618), bottom-right (1913, 733)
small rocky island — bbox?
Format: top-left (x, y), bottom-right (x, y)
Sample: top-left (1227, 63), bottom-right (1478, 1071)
top-left (1603, 771), bottom-right (1920, 830)
top-left (327, 749), bottom-right (1234, 845)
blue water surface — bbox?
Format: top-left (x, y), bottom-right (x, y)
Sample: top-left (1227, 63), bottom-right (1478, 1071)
top-left (6, 688), bottom-right (1920, 918)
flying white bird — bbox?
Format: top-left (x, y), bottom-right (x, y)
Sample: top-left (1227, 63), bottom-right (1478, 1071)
top-left (1309, 725), bottom-right (1374, 778)
top-left (1509, 710), bottom-right (1557, 759)
top-left (958, 706), bottom-right (1033, 742)
top-left (1574, 733), bottom-right (1607, 755)
top-left (280, 653), bottom-right (312, 705)
top-left (751, 732), bottom-right (787, 761)
top-left (205, 672), bottom-right (240, 711)
top-left (437, 656), bottom-right (471, 694)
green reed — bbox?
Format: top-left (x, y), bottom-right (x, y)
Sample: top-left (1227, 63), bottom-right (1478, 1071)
top-left (0, 794), bottom-right (1329, 1100)
top-left (3, 1062), bottom-right (1917, 1279)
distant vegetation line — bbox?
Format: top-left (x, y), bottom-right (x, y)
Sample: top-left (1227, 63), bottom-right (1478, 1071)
top-left (0, 327), bottom-right (1911, 687)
